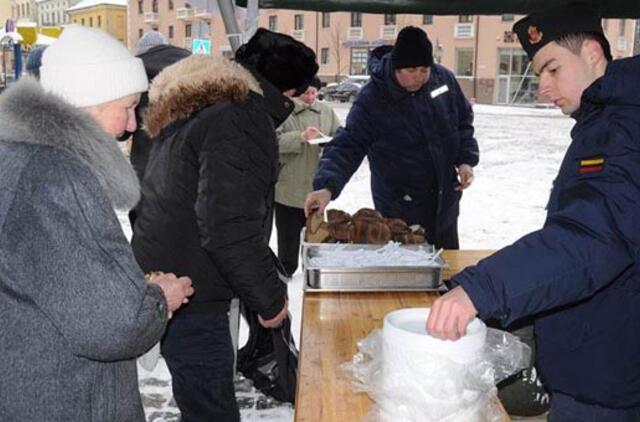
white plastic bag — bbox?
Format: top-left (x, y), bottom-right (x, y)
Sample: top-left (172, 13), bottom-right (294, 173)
top-left (342, 327), bottom-right (530, 422)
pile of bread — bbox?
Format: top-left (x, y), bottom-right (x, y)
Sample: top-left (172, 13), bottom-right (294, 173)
top-left (305, 208), bottom-right (427, 244)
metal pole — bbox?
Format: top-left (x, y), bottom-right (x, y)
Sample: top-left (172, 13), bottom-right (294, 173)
top-left (243, 0), bottom-right (259, 41)
top-left (217, 0), bottom-right (242, 52)
top-left (634, 19), bottom-right (640, 56)
top-left (472, 15), bottom-right (480, 101)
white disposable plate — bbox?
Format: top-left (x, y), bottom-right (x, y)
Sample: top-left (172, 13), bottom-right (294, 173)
top-left (307, 135), bottom-right (333, 145)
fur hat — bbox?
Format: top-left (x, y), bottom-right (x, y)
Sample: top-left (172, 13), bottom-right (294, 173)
top-left (392, 26), bottom-right (434, 69)
top-left (136, 30), bottom-right (168, 55)
top-left (40, 25), bottom-right (148, 108)
top-left (235, 28), bottom-right (318, 95)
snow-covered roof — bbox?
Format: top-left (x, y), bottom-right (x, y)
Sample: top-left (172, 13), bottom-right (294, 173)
top-left (66, 0), bottom-right (126, 12)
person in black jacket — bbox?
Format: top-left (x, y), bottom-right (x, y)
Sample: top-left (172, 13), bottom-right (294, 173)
top-left (131, 28), bottom-right (317, 421)
top-left (125, 31), bottom-right (191, 225)
top-left (305, 26), bottom-right (478, 248)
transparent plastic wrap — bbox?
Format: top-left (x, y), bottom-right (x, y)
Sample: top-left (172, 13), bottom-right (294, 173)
top-left (342, 311), bottom-right (531, 422)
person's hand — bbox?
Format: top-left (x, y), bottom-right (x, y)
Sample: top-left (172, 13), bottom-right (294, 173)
top-left (258, 301), bottom-right (289, 328)
top-left (426, 286), bottom-right (478, 341)
top-left (148, 272), bottom-right (194, 319)
top-left (455, 164), bottom-right (475, 191)
top-left (300, 126), bottom-right (320, 142)
top-left (304, 188), bottom-right (332, 217)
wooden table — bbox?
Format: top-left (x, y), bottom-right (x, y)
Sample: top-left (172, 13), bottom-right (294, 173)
top-left (294, 250), bottom-right (506, 422)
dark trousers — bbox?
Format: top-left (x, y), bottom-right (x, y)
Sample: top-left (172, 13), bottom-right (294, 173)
top-left (434, 221), bottom-right (459, 250)
top-left (274, 202), bottom-right (307, 277)
top-left (161, 309), bottom-right (240, 422)
top-left (549, 392), bottom-right (640, 422)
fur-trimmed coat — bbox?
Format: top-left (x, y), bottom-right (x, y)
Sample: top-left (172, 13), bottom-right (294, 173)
top-left (132, 55), bottom-right (291, 318)
top-left (0, 78), bottom-right (167, 421)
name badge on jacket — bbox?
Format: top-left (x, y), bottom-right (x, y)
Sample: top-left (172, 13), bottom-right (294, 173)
top-left (430, 85), bottom-right (449, 98)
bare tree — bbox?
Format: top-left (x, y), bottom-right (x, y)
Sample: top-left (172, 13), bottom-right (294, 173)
top-left (329, 21), bottom-right (348, 82)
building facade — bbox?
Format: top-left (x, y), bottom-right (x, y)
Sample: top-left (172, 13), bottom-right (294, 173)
top-left (11, 0), bottom-right (38, 23)
top-left (37, 0), bottom-right (80, 26)
top-left (127, 4), bottom-right (637, 104)
top-left (67, 0), bottom-right (127, 44)
top-left (1, 0), bottom-right (12, 25)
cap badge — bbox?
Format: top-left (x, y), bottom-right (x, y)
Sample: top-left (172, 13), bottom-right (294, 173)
top-left (528, 26), bottom-right (543, 44)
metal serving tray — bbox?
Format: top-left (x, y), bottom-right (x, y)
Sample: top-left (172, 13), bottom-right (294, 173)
top-left (302, 241), bottom-right (447, 292)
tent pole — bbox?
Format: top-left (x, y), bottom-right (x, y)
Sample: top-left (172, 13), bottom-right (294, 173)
top-left (217, 0), bottom-right (242, 52)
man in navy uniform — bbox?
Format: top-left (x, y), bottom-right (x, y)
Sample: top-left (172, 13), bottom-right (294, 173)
top-left (427, 3), bottom-right (640, 421)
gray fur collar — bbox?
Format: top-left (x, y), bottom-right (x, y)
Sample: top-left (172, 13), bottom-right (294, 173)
top-left (0, 77), bottom-right (139, 210)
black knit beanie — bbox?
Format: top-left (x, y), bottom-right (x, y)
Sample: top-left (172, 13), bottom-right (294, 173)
top-left (391, 26), bottom-right (434, 69)
top-left (235, 28), bottom-right (318, 94)
top-left (309, 76), bottom-right (322, 90)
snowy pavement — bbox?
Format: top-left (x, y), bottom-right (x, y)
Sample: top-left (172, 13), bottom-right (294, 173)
top-left (118, 102), bottom-right (572, 421)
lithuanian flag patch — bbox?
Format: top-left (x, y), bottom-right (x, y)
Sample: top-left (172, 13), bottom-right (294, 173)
top-left (579, 157), bottom-right (605, 174)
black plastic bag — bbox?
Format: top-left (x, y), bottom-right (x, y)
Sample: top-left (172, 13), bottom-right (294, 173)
top-left (237, 304), bottom-right (299, 404)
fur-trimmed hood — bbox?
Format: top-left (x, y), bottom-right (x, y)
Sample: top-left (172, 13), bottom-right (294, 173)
top-left (145, 55), bottom-right (263, 137)
top-left (0, 77), bottom-right (139, 210)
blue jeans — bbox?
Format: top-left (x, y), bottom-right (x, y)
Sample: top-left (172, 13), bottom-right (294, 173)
top-left (161, 309), bottom-right (240, 422)
top-left (549, 393), bottom-right (640, 422)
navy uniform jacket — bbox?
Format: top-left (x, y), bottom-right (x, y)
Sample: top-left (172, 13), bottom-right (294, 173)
top-left (454, 56), bottom-right (640, 408)
top-left (313, 47), bottom-right (478, 238)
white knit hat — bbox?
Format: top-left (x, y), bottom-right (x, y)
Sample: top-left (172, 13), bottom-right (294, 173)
top-left (40, 25), bottom-right (148, 108)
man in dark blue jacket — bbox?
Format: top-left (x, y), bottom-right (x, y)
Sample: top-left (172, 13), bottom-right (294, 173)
top-left (427, 4), bottom-right (640, 421)
top-left (304, 26), bottom-right (478, 248)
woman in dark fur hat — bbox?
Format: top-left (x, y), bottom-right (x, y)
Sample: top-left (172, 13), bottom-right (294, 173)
top-left (131, 28), bottom-right (317, 421)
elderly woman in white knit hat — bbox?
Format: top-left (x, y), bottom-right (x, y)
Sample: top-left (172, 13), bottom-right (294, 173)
top-left (0, 25), bottom-right (193, 422)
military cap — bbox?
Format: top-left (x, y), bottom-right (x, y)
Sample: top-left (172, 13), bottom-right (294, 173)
top-left (513, 2), bottom-right (604, 60)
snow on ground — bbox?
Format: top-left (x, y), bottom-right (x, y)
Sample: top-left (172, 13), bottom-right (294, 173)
top-left (119, 101), bottom-right (573, 421)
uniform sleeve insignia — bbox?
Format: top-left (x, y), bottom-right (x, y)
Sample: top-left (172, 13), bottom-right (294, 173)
top-left (579, 157), bottom-right (605, 174)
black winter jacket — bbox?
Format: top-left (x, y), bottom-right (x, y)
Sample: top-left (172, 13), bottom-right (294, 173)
top-left (131, 55), bottom-right (292, 319)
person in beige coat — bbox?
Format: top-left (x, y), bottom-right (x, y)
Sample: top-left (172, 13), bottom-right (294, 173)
top-left (275, 77), bottom-right (341, 276)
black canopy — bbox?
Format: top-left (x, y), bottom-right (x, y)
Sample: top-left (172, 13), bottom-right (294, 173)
top-left (235, 0), bottom-right (640, 18)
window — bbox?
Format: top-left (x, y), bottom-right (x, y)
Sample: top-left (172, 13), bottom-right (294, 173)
top-left (97, 15), bottom-right (101, 27)
top-left (168, 0), bottom-right (173, 10)
top-left (138, 0), bottom-right (143, 14)
top-left (152, 0), bottom-right (158, 13)
top-left (350, 12), bottom-right (362, 27)
top-left (459, 15), bottom-right (473, 23)
top-left (89, 16), bottom-right (93, 27)
top-left (384, 14), bottom-right (396, 25)
top-left (185, 23), bottom-right (192, 37)
top-left (169, 25), bottom-right (174, 39)
top-left (81, 18), bottom-right (85, 25)
top-left (422, 15), bottom-right (433, 25)
top-left (455, 48), bottom-right (474, 77)
top-left (139, 28), bottom-right (143, 38)
top-left (294, 14), bottom-right (304, 30)
top-left (268, 15), bottom-right (277, 31)
top-left (322, 12), bottom-right (330, 28)
top-left (321, 47), bottom-right (329, 64)
top-left (350, 47), bottom-right (369, 75)
top-left (501, 14), bottom-right (514, 22)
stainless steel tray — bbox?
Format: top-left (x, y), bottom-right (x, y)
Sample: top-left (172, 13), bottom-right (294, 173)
top-left (302, 241), bottom-right (447, 292)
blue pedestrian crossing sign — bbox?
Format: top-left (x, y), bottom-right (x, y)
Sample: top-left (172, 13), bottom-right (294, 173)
top-left (192, 39), bottom-right (211, 55)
